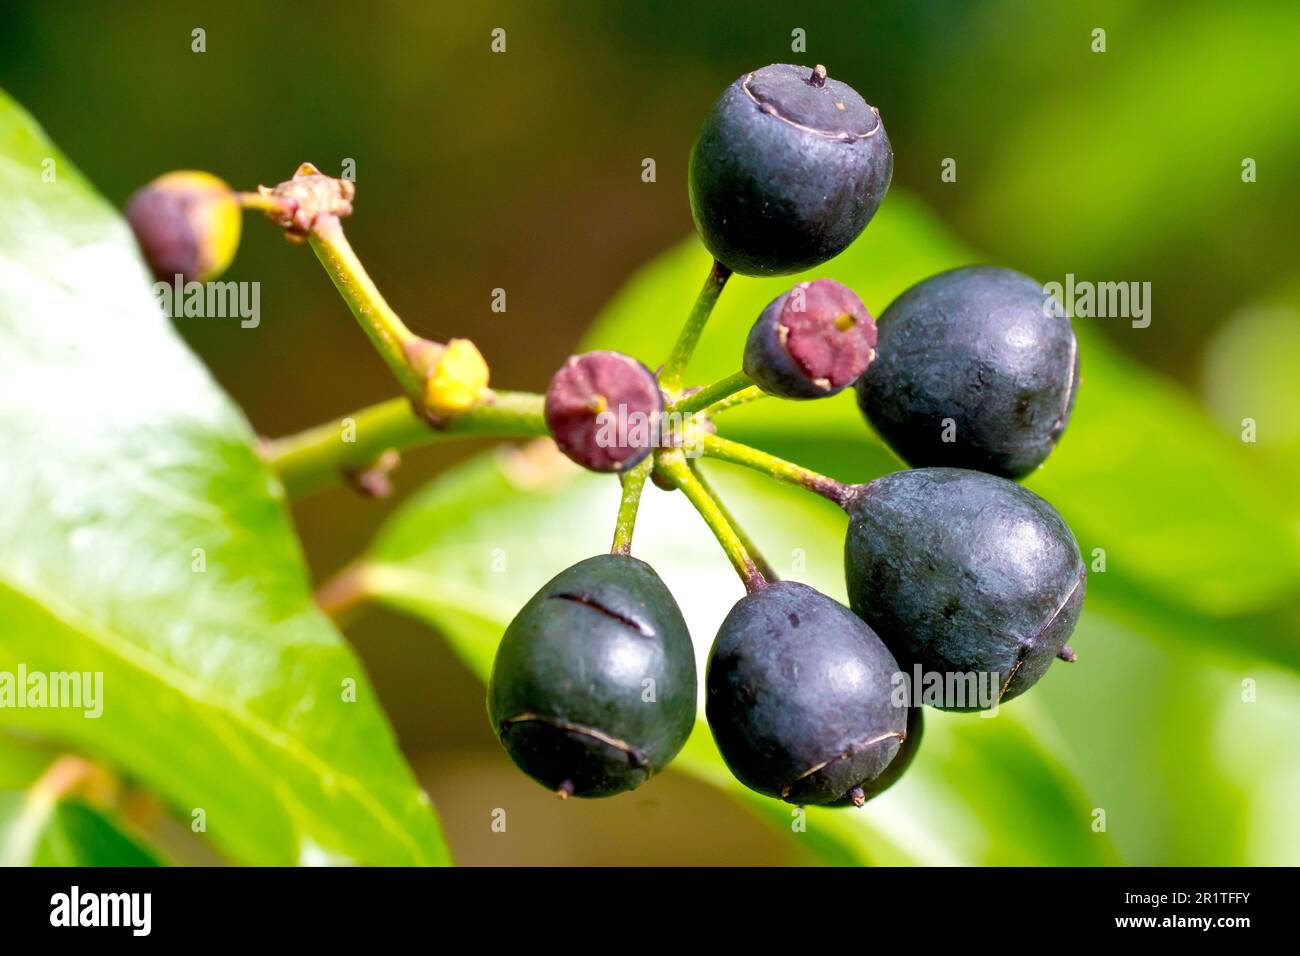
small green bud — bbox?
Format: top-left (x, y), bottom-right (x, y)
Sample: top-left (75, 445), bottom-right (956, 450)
top-left (126, 171), bottom-right (241, 282)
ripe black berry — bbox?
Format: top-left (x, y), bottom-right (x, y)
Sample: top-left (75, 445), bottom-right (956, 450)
top-left (743, 279), bottom-right (877, 399)
top-left (689, 64), bottom-right (893, 276)
top-left (832, 705), bottom-right (923, 807)
top-left (706, 581), bottom-right (908, 805)
top-left (488, 554), bottom-right (696, 798)
top-left (544, 351), bottom-right (662, 473)
top-left (126, 171), bottom-right (241, 282)
top-left (856, 266), bottom-right (1079, 478)
top-left (844, 468), bottom-right (1085, 708)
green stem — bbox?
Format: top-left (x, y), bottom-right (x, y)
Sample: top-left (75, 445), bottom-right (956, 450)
top-left (237, 191), bottom-right (282, 213)
top-left (314, 562), bottom-right (373, 621)
top-left (701, 434), bottom-right (856, 508)
top-left (707, 384), bottom-right (767, 415)
top-left (670, 370), bottom-right (754, 417)
top-left (656, 451), bottom-right (766, 592)
top-left (661, 259), bottom-right (732, 392)
top-left (689, 459), bottom-right (778, 583)
top-left (264, 391), bottom-right (547, 498)
top-left (611, 457), bottom-right (653, 555)
top-left (308, 216), bottom-right (424, 400)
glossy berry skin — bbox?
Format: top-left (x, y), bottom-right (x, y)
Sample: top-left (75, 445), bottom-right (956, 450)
top-left (744, 279), bottom-right (877, 399)
top-left (856, 266), bottom-right (1079, 478)
top-left (706, 581), bottom-right (908, 805)
top-left (844, 468), bottom-right (1085, 709)
top-left (126, 171), bottom-right (241, 282)
top-left (830, 705), bottom-right (923, 806)
top-left (544, 351), bottom-right (662, 473)
top-left (689, 64), bottom-right (893, 276)
top-left (488, 554), bottom-right (696, 798)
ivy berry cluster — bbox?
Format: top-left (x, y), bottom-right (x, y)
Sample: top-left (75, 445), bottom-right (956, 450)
top-left (126, 63), bottom-right (1084, 809)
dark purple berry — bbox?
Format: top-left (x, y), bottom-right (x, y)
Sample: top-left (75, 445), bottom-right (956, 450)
top-left (834, 705), bottom-right (923, 807)
top-left (744, 279), bottom-right (877, 399)
top-left (856, 266), bottom-right (1080, 478)
top-left (706, 581), bottom-right (908, 805)
top-left (689, 64), bottom-right (893, 276)
top-left (544, 351), bottom-right (662, 473)
top-left (844, 468), bottom-right (1085, 709)
top-left (488, 554), bottom-right (697, 798)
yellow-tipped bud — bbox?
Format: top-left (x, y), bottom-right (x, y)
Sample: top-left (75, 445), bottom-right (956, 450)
top-left (424, 338), bottom-right (490, 417)
top-left (126, 171), bottom-right (241, 282)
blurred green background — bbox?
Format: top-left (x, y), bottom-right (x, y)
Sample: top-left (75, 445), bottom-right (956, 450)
top-left (2, 0), bottom-right (1298, 865)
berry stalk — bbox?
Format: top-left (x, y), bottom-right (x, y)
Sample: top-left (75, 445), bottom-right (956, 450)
top-left (263, 391), bottom-right (548, 498)
top-left (248, 165), bottom-right (490, 420)
top-left (610, 456), bottom-right (653, 555)
top-left (688, 459), bottom-right (778, 583)
top-left (660, 259), bottom-right (732, 392)
top-left (308, 217), bottom-right (425, 400)
top-left (701, 434), bottom-right (855, 507)
top-left (236, 190), bottom-right (284, 214)
top-left (669, 369), bottom-right (753, 416)
top-left (655, 450), bottom-right (766, 593)
top-left (702, 383), bottom-right (766, 415)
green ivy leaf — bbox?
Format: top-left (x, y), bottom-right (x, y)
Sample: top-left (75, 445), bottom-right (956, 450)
top-left (0, 89), bottom-right (448, 865)
top-left (0, 735), bottom-right (162, 866)
top-left (356, 450), bottom-right (1117, 865)
top-left (0, 795), bottom-right (162, 867)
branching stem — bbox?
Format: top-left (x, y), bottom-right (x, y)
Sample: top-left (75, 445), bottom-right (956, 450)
top-left (661, 259), bottom-right (732, 392)
top-left (670, 370), bottom-right (754, 417)
top-left (688, 459), bottom-right (778, 583)
top-left (701, 434), bottom-right (857, 508)
top-left (236, 191), bottom-right (283, 214)
top-left (611, 457), bottom-right (653, 555)
top-left (655, 451), bottom-right (766, 592)
top-left (703, 384), bottom-right (767, 415)
top-left (263, 391), bottom-right (547, 498)
top-left (308, 216), bottom-right (424, 400)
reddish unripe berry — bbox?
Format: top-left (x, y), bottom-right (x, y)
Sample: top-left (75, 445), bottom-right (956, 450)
top-left (744, 279), bottom-right (877, 399)
top-left (545, 351), bottom-right (662, 473)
